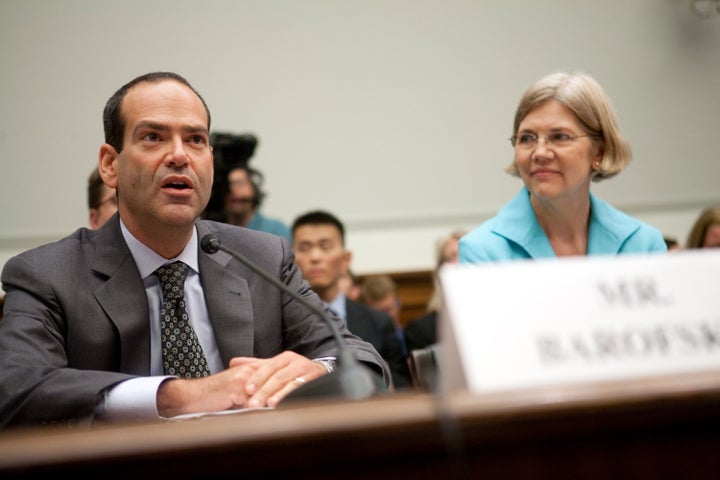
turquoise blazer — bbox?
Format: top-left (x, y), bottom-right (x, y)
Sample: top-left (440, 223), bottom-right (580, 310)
top-left (459, 187), bottom-right (667, 263)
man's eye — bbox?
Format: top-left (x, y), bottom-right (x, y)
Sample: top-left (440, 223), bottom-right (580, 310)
top-left (189, 135), bottom-right (206, 145)
top-left (143, 133), bottom-right (160, 142)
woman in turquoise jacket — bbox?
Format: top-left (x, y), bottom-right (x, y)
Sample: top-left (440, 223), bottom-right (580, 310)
top-left (460, 72), bottom-right (667, 263)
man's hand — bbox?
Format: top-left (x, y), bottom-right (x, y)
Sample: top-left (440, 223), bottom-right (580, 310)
top-left (229, 350), bottom-right (328, 408)
top-left (156, 351), bottom-right (328, 417)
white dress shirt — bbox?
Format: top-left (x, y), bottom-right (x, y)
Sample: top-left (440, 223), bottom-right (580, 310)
top-left (98, 220), bottom-right (223, 422)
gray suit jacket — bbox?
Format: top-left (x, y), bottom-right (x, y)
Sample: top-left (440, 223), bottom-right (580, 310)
top-left (0, 215), bottom-right (389, 428)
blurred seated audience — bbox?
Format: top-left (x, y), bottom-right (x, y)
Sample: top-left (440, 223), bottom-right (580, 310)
top-left (338, 268), bottom-right (361, 302)
top-left (203, 132), bottom-right (291, 241)
top-left (686, 206), bottom-right (720, 249)
top-left (359, 274), bottom-right (406, 353)
top-left (404, 228), bottom-right (467, 353)
top-left (87, 166), bottom-right (117, 229)
top-left (292, 210), bottom-right (411, 389)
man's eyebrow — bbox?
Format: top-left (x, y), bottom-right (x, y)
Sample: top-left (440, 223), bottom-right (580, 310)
top-left (182, 125), bottom-right (210, 135)
top-left (133, 121), bottom-right (167, 135)
top-left (132, 122), bottom-right (209, 136)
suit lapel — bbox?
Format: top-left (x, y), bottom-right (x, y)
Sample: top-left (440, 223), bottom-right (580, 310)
top-left (91, 216), bottom-right (152, 375)
top-left (345, 298), bottom-right (359, 332)
top-left (196, 222), bottom-right (255, 366)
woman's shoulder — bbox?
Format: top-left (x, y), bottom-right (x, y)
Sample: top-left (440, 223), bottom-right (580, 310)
top-left (589, 194), bottom-right (666, 252)
top-left (459, 217), bottom-right (523, 263)
top-left (629, 221), bottom-right (667, 250)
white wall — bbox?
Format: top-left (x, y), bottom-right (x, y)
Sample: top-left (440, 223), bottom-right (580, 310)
top-left (1, 0), bottom-right (719, 278)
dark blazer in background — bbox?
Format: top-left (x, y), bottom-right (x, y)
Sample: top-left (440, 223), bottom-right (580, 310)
top-left (0, 215), bottom-right (389, 428)
top-left (403, 310), bottom-right (437, 353)
top-left (345, 299), bottom-right (411, 389)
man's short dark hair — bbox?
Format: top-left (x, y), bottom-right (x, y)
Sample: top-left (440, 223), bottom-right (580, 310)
top-left (292, 210), bottom-right (346, 245)
top-left (102, 72), bottom-right (212, 153)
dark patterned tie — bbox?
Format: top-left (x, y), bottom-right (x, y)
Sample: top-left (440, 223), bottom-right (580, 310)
top-left (155, 261), bottom-right (211, 378)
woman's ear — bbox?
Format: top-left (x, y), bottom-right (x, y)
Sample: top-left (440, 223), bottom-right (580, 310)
top-left (595, 138), bottom-right (605, 161)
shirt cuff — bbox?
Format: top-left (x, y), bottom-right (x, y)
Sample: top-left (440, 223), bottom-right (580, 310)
top-left (97, 376), bottom-right (173, 423)
top-left (313, 358), bottom-right (337, 373)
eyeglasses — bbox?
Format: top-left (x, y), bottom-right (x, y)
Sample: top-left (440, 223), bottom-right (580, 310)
top-left (510, 132), bottom-right (595, 149)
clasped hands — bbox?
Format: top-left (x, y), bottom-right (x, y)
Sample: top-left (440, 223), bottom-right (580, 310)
top-left (157, 351), bottom-right (328, 418)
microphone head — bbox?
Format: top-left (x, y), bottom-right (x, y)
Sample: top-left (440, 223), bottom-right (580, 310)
top-left (201, 234), bottom-right (220, 254)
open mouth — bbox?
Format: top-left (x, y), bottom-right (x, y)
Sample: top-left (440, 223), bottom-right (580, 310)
top-left (161, 176), bottom-right (193, 191)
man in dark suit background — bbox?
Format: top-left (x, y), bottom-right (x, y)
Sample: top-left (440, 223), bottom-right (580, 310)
top-left (291, 211), bottom-right (411, 389)
top-left (0, 72), bottom-right (389, 429)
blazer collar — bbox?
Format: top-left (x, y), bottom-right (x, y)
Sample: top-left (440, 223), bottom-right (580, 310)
top-left (492, 187), bottom-right (643, 257)
top-left (586, 193), bottom-right (642, 254)
top-left (492, 187), bottom-right (555, 258)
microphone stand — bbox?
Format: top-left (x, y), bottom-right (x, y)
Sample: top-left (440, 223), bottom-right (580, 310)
top-left (200, 234), bottom-right (386, 404)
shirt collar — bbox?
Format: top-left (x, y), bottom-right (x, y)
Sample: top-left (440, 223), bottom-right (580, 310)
top-left (326, 292), bottom-right (347, 320)
top-left (120, 218), bottom-right (199, 279)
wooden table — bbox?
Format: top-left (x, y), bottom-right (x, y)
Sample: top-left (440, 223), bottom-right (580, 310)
top-left (1, 371), bottom-right (719, 478)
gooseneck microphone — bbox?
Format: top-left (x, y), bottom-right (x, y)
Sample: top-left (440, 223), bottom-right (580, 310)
top-left (200, 233), bottom-right (386, 403)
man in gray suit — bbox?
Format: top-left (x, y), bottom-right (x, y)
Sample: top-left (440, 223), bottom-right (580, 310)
top-left (0, 72), bottom-right (389, 429)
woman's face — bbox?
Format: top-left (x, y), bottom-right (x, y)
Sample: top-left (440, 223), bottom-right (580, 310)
top-left (703, 224), bottom-right (720, 248)
top-left (513, 100), bottom-right (602, 203)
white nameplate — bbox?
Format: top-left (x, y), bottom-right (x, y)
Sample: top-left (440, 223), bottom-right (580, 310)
top-left (438, 249), bottom-right (720, 393)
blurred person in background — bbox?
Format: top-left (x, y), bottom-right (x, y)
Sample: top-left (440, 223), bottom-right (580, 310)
top-left (685, 206), bottom-right (720, 249)
top-left (292, 210), bottom-right (411, 389)
top-left (403, 228), bottom-right (467, 353)
top-left (203, 132), bottom-right (290, 241)
top-left (87, 166), bottom-right (117, 229)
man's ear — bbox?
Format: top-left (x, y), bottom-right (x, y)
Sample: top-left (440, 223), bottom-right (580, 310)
top-left (98, 143), bottom-right (119, 188)
top-left (343, 249), bottom-right (353, 270)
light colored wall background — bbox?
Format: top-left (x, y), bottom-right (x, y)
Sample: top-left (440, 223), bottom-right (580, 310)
top-left (1, 0), bottom-right (719, 280)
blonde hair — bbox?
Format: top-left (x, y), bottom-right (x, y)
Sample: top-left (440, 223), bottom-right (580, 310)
top-left (506, 71), bottom-right (632, 183)
top-left (686, 206), bottom-right (720, 248)
top-left (427, 228), bottom-right (468, 312)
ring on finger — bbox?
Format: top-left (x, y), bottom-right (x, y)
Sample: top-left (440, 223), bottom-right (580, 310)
top-left (294, 377), bottom-right (306, 385)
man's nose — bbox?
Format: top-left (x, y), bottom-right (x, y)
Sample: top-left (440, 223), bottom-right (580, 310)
top-left (165, 136), bottom-right (189, 167)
